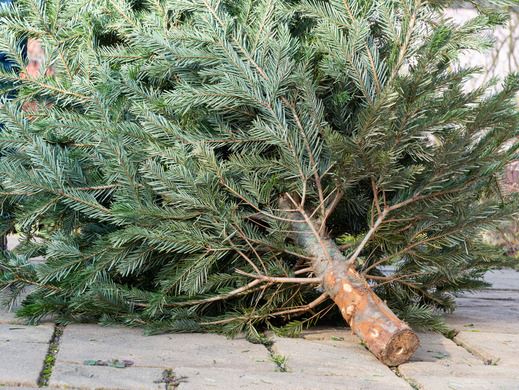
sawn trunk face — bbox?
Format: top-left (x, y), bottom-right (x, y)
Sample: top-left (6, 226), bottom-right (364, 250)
top-left (283, 198), bottom-right (419, 366)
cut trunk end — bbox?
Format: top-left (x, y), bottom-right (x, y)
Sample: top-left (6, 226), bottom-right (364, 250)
top-left (324, 267), bottom-right (419, 366)
top-left (280, 196), bottom-right (419, 365)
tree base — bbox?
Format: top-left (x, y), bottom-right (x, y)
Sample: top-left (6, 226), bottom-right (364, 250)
top-left (324, 266), bottom-right (419, 366)
top-left (281, 196), bottom-right (420, 365)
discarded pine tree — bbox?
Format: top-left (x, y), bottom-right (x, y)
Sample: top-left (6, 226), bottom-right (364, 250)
top-left (0, 0), bottom-right (518, 366)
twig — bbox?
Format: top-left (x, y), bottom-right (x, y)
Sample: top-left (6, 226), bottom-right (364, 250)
top-left (200, 293), bottom-right (329, 326)
top-left (220, 180), bottom-right (304, 224)
top-left (371, 178), bottom-right (382, 217)
top-left (365, 272), bottom-right (422, 287)
top-left (235, 269), bottom-right (322, 285)
top-left (150, 279), bottom-right (264, 308)
top-left (233, 248), bottom-right (263, 276)
top-left (294, 266), bottom-right (314, 275)
top-left (231, 224), bottom-right (268, 274)
top-left (282, 98), bottom-right (326, 219)
top-left (362, 226), bottom-right (465, 274)
top-left (319, 187), bottom-right (344, 235)
top-left (346, 208), bottom-right (388, 267)
top-left (268, 293), bottom-right (328, 317)
top-left (284, 193), bottom-right (334, 263)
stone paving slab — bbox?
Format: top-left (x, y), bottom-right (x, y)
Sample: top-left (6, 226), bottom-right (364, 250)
top-left (445, 271), bottom-right (519, 335)
top-left (399, 269), bottom-right (519, 389)
top-left (445, 298), bottom-right (519, 334)
top-left (175, 367), bottom-right (404, 390)
top-left (49, 364), bottom-right (166, 390)
top-left (453, 331), bottom-right (519, 366)
top-left (50, 325), bottom-right (412, 389)
top-left (1, 387), bottom-right (41, 390)
top-left (483, 269), bottom-right (519, 290)
top-left (270, 329), bottom-right (411, 389)
top-left (0, 301), bottom-right (23, 324)
top-left (50, 324), bottom-right (277, 389)
top-left (0, 324), bottom-right (54, 387)
top-left (55, 324), bottom-right (274, 370)
top-left (398, 332), bottom-right (519, 390)
top-left (454, 289), bottom-right (519, 300)
top-left (399, 363), bottom-right (519, 390)
top-left (51, 356), bottom-right (407, 390)
top-left (406, 332), bottom-right (481, 365)
top-left (444, 269), bottom-right (519, 369)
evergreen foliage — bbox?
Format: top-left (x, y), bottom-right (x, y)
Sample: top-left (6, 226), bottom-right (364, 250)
top-left (0, 0), bottom-right (518, 337)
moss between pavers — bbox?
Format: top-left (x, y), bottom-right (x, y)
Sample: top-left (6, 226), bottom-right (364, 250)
top-left (38, 324), bottom-right (64, 387)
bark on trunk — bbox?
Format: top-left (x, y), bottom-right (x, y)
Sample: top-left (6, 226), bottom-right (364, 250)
top-left (282, 197), bottom-right (419, 366)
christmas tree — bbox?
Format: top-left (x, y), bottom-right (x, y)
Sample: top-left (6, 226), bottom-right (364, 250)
top-left (0, 0), bottom-right (518, 365)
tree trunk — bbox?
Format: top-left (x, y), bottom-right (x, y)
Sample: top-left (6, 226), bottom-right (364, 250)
top-left (281, 197), bottom-right (419, 366)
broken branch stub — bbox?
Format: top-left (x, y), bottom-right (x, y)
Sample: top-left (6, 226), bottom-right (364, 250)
top-left (280, 196), bottom-right (419, 366)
